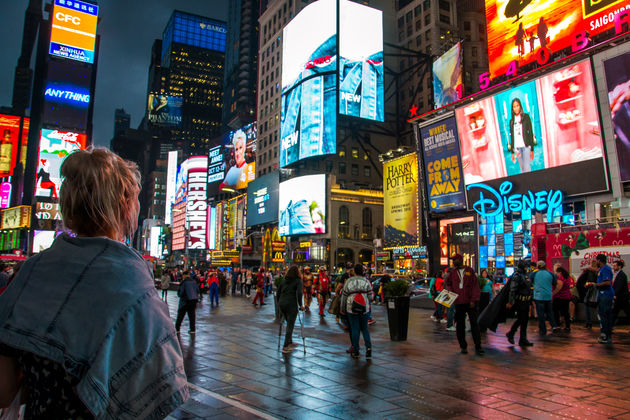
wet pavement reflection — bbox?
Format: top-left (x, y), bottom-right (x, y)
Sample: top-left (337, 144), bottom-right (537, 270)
top-left (164, 291), bottom-right (630, 419)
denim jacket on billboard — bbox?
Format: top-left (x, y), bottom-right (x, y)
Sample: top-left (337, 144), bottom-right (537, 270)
top-left (281, 34), bottom-right (337, 167)
top-left (0, 234), bottom-right (188, 419)
top-left (339, 51), bottom-right (384, 121)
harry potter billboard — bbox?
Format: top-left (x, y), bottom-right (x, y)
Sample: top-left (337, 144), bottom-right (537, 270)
top-left (383, 153), bottom-right (419, 249)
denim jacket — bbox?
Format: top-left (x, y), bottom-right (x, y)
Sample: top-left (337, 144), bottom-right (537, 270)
top-left (281, 34), bottom-right (337, 167)
top-left (339, 51), bottom-right (384, 122)
top-left (0, 234), bottom-right (188, 419)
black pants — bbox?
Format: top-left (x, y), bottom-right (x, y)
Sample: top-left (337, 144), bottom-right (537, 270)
top-left (508, 301), bottom-right (530, 342)
top-left (176, 301), bottom-right (197, 332)
top-left (553, 299), bottom-right (571, 329)
top-left (231, 282), bottom-right (237, 295)
top-left (613, 297), bottom-right (630, 324)
top-left (455, 304), bottom-right (481, 350)
top-left (281, 306), bottom-right (298, 348)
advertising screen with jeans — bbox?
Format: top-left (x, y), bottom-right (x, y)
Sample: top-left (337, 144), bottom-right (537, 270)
top-left (281, 0), bottom-right (337, 168)
top-left (455, 60), bottom-right (604, 186)
top-left (278, 175), bottom-right (326, 236)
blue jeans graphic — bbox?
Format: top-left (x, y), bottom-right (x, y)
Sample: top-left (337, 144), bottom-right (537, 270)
top-left (347, 313), bottom-right (372, 352)
top-left (516, 146), bottom-right (532, 173)
top-left (535, 300), bottom-right (557, 334)
top-left (339, 52), bottom-right (384, 121)
top-left (279, 199), bottom-right (314, 235)
top-left (598, 294), bottom-right (614, 338)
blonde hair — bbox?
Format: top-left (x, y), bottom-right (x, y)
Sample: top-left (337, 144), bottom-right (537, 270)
top-left (59, 147), bottom-right (141, 239)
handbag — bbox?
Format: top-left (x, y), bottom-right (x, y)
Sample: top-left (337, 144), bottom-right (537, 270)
top-left (328, 293), bottom-right (341, 315)
top-left (585, 285), bottom-right (599, 307)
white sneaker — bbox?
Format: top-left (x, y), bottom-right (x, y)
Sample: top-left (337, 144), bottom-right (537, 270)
top-left (440, 319), bottom-right (447, 324)
top-left (430, 315), bottom-right (437, 321)
top-left (446, 326), bottom-right (456, 331)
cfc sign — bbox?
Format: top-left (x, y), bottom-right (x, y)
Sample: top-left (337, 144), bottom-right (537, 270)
top-left (49, 0), bottom-right (99, 64)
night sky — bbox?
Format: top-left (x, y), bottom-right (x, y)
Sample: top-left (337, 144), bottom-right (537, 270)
top-left (0, 0), bottom-right (229, 147)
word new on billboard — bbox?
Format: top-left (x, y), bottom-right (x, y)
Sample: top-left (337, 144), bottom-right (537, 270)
top-left (420, 117), bottom-right (466, 213)
top-left (383, 153), bottom-right (419, 249)
top-left (49, 0), bottom-right (99, 64)
top-left (432, 43), bottom-right (464, 109)
top-left (186, 157), bottom-right (208, 249)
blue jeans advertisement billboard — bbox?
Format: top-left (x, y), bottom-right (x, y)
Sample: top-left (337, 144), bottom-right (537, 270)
top-left (421, 117), bottom-right (466, 213)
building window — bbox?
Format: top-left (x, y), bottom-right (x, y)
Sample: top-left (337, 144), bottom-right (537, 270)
top-left (339, 206), bottom-right (350, 239)
top-left (464, 21), bottom-right (471, 31)
top-left (338, 146), bottom-right (346, 157)
top-left (439, 0), bottom-right (450, 11)
top-left (326, 161), bottom-right (333, 172)
top-left (364, 166), bottom-right (371, 177)
top-left (406, 11), bottom-right (412, 23)
top-left (423, 0), bottom-right (430, 11)
top-left (472, 47), bottom-right (478, 57)
top-left (351, 164), bottom-right (359, 176)
top-left (339, 162), bottom-right (346, 174)
top-left (439, 14), bottom-right (450, 24)
top-left (362, 208), bottom-right (373, 239)
top-left (416, 20), bottom-right (422, 31)
top-left (351, 147), bottom-right (359, 158)
top-left (414, 5), bottom-right (422, 17)
top-left (424, 13), bottom-right (431, 25)
top-left (397, 16), bottom-right (404, 28)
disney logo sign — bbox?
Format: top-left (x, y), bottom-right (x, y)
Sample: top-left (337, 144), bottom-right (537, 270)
top-left (466, 181), bottom-right (563, 222)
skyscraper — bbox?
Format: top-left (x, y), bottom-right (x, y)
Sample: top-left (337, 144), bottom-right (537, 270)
top-left (113, 108), bottom-right (130, 137)
top-left (222, 0), bottom-right (260, 131)
top-left (148, 11), bottom-right (227, 157)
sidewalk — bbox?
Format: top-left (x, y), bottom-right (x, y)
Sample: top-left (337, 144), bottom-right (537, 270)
top-left (165, 291), bottom-right (630, 419)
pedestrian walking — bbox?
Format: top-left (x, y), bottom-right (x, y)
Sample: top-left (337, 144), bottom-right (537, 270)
top-left (576, 260), bottom-right (598, 328)
top-left (506, 261), bottom-right (534, 347)
top-left (587, 254), bottom-right (615, 344)
top-left (532, 260), bottom-right (559, 335)
top-left (445, 254), bottom-right (484, 355)
top-left (552, 266), bottom-right (574, 331)
top-left (277, 266), bottom-right (304, 353)
top-left (208, 271), bottom-right (220, 306)
top-left (245, 270), bottom-right (253, 297)
top-left (341, 264), bottom-right (373, 359)
top-left (303, 267), bottom-right (314, 312)
top-left (161, 268), bottom-right (171, 301)
top-left (478, 269), bottom-right (493, 315)
top-left (612, 259), bottom-right (630, 325)
top-left (253, 268), bottom-right (266, 306)
top-left (176, 271), bottom-right (200, 333)
top-left (430, 272), bottom-right (445, 322)
top-left (315, 267), bottom-right (331, 318)
top-left (0, 147), bottom-right (187, 418)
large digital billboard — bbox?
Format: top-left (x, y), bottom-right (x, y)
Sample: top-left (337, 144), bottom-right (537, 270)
top-left (208, 123), bottom-right (256, 194)
top-left (281, 0), bottom-right (337, 167)
top-left (278, 174), bottom-right (326, 236)
top-left (49, 0), bottom-right (98, 64)
top-left (485, 0), bottom-right (630, 79)
top-left (455, 60), bottom-right (607, 195)
top-left (247, 172), bottom-right (279, 227)
top-left (164, 150), bottom-right (178, 225)
top-left (0, 115), bottom-right (24, 176)
top-left (43, 59), bottom-right (92, 132)
top-left (338, 0), bottom-right (384, 121)
top-left (383, 153), bottom-right (419, 249)
top-left (599, 44), bottom-right (630, 182)
top-left (185, 156), bottom-right (208, 250)
top-left (36, 129), bottom-right (87, 199)
top-left (432, 43), bottom-right (463, 109)
top-left (147, 94), bottom-right (183, 126)
top-left (420, 117), bottom-right (467, 213)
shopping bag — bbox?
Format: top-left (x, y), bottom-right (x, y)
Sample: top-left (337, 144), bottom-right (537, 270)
top-left (585, 285), bottom-right (599, 307)
top-left (328, 293), bottom-right (341, 315)
top-left (435, 290), bottom-right (458, 308)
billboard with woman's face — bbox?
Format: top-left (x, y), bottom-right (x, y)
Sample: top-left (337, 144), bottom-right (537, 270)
top-left (455, 59), bottom-right (605, 194)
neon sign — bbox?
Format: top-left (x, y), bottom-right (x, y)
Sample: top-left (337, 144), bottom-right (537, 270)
top-left (467, 181), bottom-right (563, 222)
top-left (44, 85), bottom-right (90, 106)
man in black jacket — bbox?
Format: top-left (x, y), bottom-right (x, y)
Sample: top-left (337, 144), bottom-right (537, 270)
top-left (506, 261), bottom-right (534, 347)
top-left (612, 260), bottom-right (630, 324)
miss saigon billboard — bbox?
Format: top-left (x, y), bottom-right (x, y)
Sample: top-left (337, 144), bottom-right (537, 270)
top-left (485, 0), bottom-right (630, 79)
top-left (383, 153), bottom-right (419, 249)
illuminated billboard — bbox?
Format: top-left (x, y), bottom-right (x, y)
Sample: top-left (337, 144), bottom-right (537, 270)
top-left (383, 154), bottom-right (419, 249)
top-left (278, 174), bottom-right (326, 236)
top-left (247, 172), bottom-right (279, 227)
top-left (420, 117), bottom-right (466, 213)
top-left (185, 156), bottom-right (208, 250)
top-left (208, 123), bottom-right (256, 194)
top-left (36, 129), bottom-right (87, 199)
top-left (338, 0), bottom-right (384, 121)
top-left (43, 60), bottom-right (92, 132)
top-left (147, 94), bottom-right (183, 126)
top-left (432, 43), bottom-right (463, 109)
top-left (485, 0), bottom-right (630, 79)
top-left (455, 60), bottom-right (607, 195)
top-left (49, 0), bottom-right (98, 64)
top-left (164, 150), bottom-right (178, 225)
top-left (281, 0), bottom-right (337, 167)
top-left (0, 115), bottom-right (23, 176)
top-left (598, 44), bottom-right (630, 182)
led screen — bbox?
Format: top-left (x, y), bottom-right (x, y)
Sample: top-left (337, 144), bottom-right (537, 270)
top-left (432, 43), bottom-right (463, 109)
top-left (600, 46), bottom-right (630, 182)
top-left (207, 122), bottom-right (256, 194)
top-left (49, 0), bottom-right (98, 64)
top-left (33, 230), bottom-right (64, 253)
top-left (338, 0), bottom-right (384, 121)
top-left (280, 0), bottom-right (337, 167)
top-left (383, 153), bottom-right (419, 248)
top-left (486, 0), bottom-right (630, 79)
top-left (247, 172), bottom-right (279, 227)
top-left (164, 150), bottom-right (178, 225)
top-left (0, 115), bottom-right (24, 176)
top-left (43, 59), bottom-right (92, 132)
top-left (185, 156), bottom-right (208, 250)
top-left (147, 94), bottom-right (183, 126)
top-left (278, 174), bottom-right (326, 236)
top-left (455, 60), bottom-right (605, 193)
top-left (36, 129), bottom-right (87, 199)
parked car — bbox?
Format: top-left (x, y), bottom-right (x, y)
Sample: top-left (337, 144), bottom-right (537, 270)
top-left (408, 278), bottom-right (430, 296)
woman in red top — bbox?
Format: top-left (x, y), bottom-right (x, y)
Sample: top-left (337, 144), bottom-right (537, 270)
top-left (553, 266), bottom-right (574, 331)
top-left (431, 272), bottom-right (445, 321)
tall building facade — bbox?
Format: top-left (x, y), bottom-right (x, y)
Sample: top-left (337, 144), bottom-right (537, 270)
top-left (113, 108), bottom-right (130, 137)
top-left (222, 0), bottom-right (260, 131)
top-left (148, 11), bottom-right (227, 158)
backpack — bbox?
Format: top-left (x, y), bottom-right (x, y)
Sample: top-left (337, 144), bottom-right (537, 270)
top-left (430, 283), bottom-right (438, 298)
top-left (351, 292), bottom-right (367, 314)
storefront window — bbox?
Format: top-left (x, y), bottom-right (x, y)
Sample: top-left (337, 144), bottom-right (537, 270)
top-left (362, 208), bottom-right (373, 239)
top-left (338, 206), bottom-right (350, 238)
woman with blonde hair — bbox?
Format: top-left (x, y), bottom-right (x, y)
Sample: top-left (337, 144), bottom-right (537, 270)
top-left (0, 148), bottom-right (188, 419)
